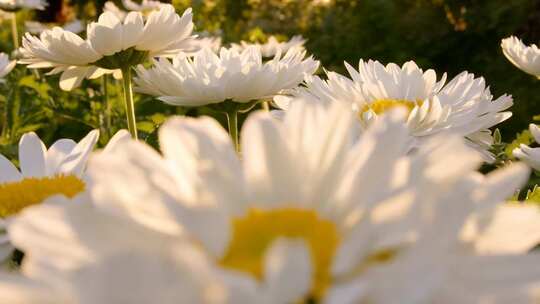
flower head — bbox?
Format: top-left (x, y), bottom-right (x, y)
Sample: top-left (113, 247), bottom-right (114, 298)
top-left (231, 35), bottom-right (307, 58)
top-left (25, 19), bottom-right (85, 35)
top-left (31, 100), bottom-right (535, 303)
top-left (0, 130), bottom-right (99, 260)
top-left (19, 5), bottom-right (194, 90)
top-left (134, 46), bottom-right (319, 106)
top-left (513, 124), bottom-right (540, 170)
top-left (104, 0), bottom-right (166, 21)
top-left (280, 59), bottom-right (512, 162)
top-left (0, 0), bottom-right (46, 11)
top-left (501, 36), bottom-right (540, 77)
top-left (0, 52), bottom-right (15, 81)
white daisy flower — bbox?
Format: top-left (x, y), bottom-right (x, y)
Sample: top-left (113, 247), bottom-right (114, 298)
top-left (103, 1), bottom-right (127, 21)
top-left (501, 36), bottom-right (540, 78)
top-left (0, 130), bottom-right (99, 260)
top-left (25, 19), bottom-right (85, 35)
top-left (122, 0), bottom-right (165, 13)
top-left (134, 46), bottom-right (319, 106)
top-left (104, 0), bottom-right (166, 21)
top-left (44, 101), bottom-right (537, 303)
top-left (280, 59), bottom-right (512, 162)
top-left (0, 52), bottom-right (16, 81)
top-left (0, 0), bottom-right (46, 11)
top-left (134, 46), bottom-right (318, 146)
top-left (19, 4), bottom-right (194, 91)
top-left (183, 35), bottom-right (222, 55)
top-left (513, 124), bottom-right (540, 170)
top-left (0, 198), bottom-right (226, 304)
top-left (231, 35), bottom-right (307, 58)
top-left (0, 129), bottom-right (130, 261)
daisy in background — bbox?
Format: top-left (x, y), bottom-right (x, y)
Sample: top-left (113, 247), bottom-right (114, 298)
top-left (19, 4), bottom-right (195, 139)
top-left (513, 124), bottom-right (540, 170)
top-left (0, 130), bottom-right (99, 261)
top-left (0, 129), bottom-right (130, 262)
top-left (7, 101), bottom-right (536, 303)
top-left (0, 0), bottom-right (47, 55)
top-left (0, 0), bottom-right (46, 11)
top-left (104, 0), bottom-right (166, 21)
top-left (501, 36), bottom-right (540, 78)
top-left (134, 46), bottom-right (319, 149)
top-left (25, 19), bottom-right (84, 35)
top-left (231, 35), bottom-right (307, 58)
top-left (278, 59), bottom-right (512, 162)
top-left (0, 52), bottom-right (16, 82)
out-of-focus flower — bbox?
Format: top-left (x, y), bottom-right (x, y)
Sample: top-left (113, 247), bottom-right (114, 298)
top-left (231, 35), bottom-right (306, 58)
top-left (0, 52), bottom-right (16, 81)
top-left (25, 19), bottom-right (85, 35)
top-left (103, 0), bottom-right (166, 21)
top-left (279, 59), bottom-right (512, 162)
top-left (0, 130), bottom-right (99, 260)
top-left (513, 124), bottom-right (540, 170)
top-left (0, 0), bottom-right (46, 11)
top-left (0, 198), bottom-right (226, 304)
top-left (502, 36), bottom-right (540, 78)
top-left (19, 5), bottom-right (194, 90)
top-left (134, 46), bottom-right (319, 106)
top-left (184, 35), bottom-right (222, 55)
top-left (34, 100), bottom-right (536, 303)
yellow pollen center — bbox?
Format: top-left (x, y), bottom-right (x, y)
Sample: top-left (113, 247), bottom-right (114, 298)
top-left (0, 175), bottom-right (85, 218)
top-left (220, 208), bottom-right (340, 301)
top-left (361, 98), bottom-right (422, 115)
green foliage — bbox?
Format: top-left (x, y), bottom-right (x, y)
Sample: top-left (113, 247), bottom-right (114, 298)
top-left (522, 185), bottom-right (540, 205)
top-left (505, 128), bottom-right (534, 159)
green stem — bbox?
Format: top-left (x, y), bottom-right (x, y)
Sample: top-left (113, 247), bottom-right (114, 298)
top-left (10, 13), bottom-right (18, 50)
top-left (1, 90), bottom-right (12, 140)
top-left (262, 101), bottom-right (270, 112)
top-left (102, 74), bottom-right (111, 137)
top-left (121, 67), bottom-right (138, 140)
top-left (226, 110), bottom-right (239, 153)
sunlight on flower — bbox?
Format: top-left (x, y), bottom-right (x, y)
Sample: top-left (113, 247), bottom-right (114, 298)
top-left (0, 175), bottom-right (84, 218)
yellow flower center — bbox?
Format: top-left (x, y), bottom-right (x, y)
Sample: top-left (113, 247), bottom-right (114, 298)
top-left (220, 208), bottom-right (340, 301)
top-left (361, 98), bottom-right (422, 115)
top-left (0, 175), bottom-right (85, 218)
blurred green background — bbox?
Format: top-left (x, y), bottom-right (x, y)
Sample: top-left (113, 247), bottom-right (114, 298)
top-left (1, 0), bottom-right (539, 149)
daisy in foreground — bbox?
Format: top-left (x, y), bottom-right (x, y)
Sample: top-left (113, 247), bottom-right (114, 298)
top-left (5, 101), bottom-right (540, 303)
top-left (501, 36), bottom-right (540, 78)
top-left (134, 46), bottom-right (319, 149)
top-left (0, 130), bottom-right (99, 260)
top-left (19, 4), bottom-right (195, 139)
top-left (278, 59), bottom-right (513, 162)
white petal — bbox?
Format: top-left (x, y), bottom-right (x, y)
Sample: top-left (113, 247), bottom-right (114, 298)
top-left (263, 239), bottom-right (312, 304)
top-left (19, 132), bottom-right (47, 178)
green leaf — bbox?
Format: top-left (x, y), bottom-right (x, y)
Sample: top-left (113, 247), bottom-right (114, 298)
top-left (505, 129), bottom-right (533, 159)
top-left (136, 121), bottom-right (155, 133)
top-left (18, 75), bottom-right (51, 99)
top-left (524, 185), bottom-right (540, 205)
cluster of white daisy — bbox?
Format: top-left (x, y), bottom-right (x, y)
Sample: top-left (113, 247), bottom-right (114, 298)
top-left (0, 2), bottom-right (538, 303)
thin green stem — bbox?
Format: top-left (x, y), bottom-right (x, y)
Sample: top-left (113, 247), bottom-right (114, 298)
top-left (262, 101), bottom-right (270, 112)
top-left (1, 90), bottom-right (12, 140)
top-left (102, 74), bottom-right (111, 137)
top-left (10, 13), bottom-right (18, 50)
top-left (226, 110), bottom-right (239, 153)
top-left (121, 67), bottom-right (138, 140)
